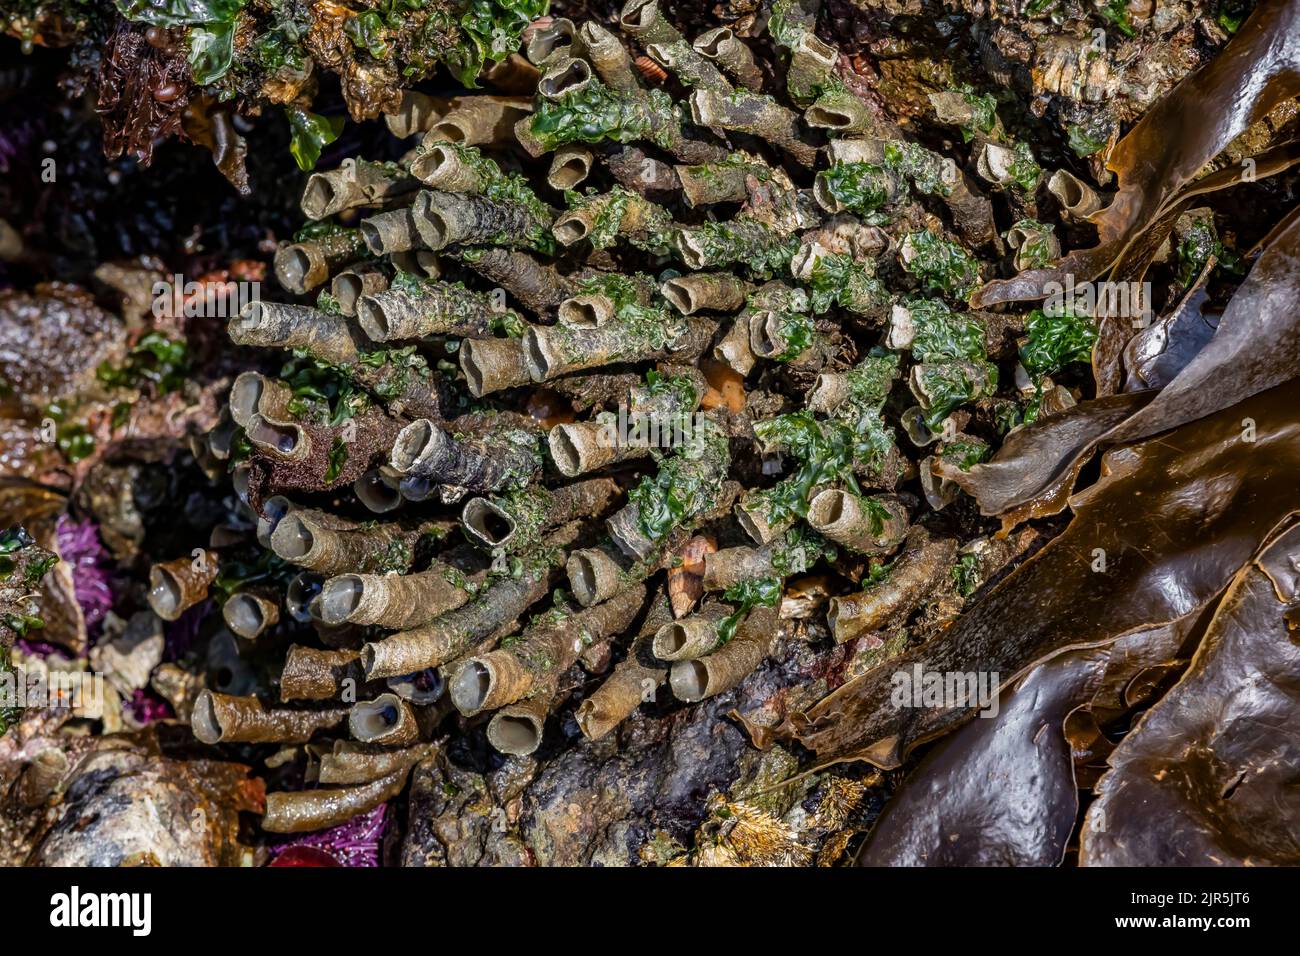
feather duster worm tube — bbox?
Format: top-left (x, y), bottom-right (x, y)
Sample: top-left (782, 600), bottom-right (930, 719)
top-left (301, 159), bottom-right (417, 220)
top-left (461, 478), bottom-right (619, 552)
top-left (269, 512), bottom-right (448, 576)
top-left (280, 646), bottom-right (364, 702)
top-left (274, 230), bottom-right (368, 295)
top-left (262, 767), bottom-right (410, 834)
top-left (356, 279), bottom-right (522, 342)
top-left (576, 593), bottom-right (673, 739)
top-left (390, 419), bottom-right (541, 496)
top-left (449, 584), bottom-right (646, 715)
top-left (229, 301), bottom-right (361, 366)
top-left (349, 693), bottom-right (419, 746)
top-left (806, 491), bottom-right (909, 555)
top-left (148, 551), bottom-right (219, 621)
top-left (668, 606), bottom-right (778, 702)
top-left (315, 559), bottom-right (487, 630)
top-left (190, 690), bottom-right (348, 744)
top-left (827, 528), bottom-right (957, 642)
top-left (360, 521), bottom-right (586, 679)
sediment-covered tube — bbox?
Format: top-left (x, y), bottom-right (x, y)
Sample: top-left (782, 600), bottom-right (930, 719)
top-left (652, 601), bottom-right (732, 660)
top-left (827, 528), bottom-right (957, 641)
top-left (523, 314), bottom-right (714, 382)
top-left (460, 336), bottom-right (534, 397)
top-left (317, 561), bottom-right (486, 629)
top-left (449, 584), bottom-right (646, 715)
top-left (668, 606), bottom-right (777, 702)
top-left (578, 21), bottom-right (639, 90)
top-left (229, 301), bottom-right (361, 366)
top-left (360, 522), bottom-right (584, 679)
top-left (229, 371), bottom-right (293, 428)
top-left (693, 28), bottom-right (763, 91)
top-left (359, 208), bottom-right (425, 255)
top-left (485, 691), bottom-right (555, 756)
top-left (461, 478), bottom-right (620, 552)
top-left (422, 96), bottom-right (532, 147)
top-left (412, 189), bottom-right (552, 252)
top-left (806, 490), bottom-right (909, 554)
top-left (356, 279), bottom-right (519, 341)
top-left (385, 90), bottom-right (446, 138)
top-left (390, 419), bottom-right (540, 495)
top-left (576, 593), bottom-right (673, 738)
top-left (270, 511), bottom-right (446, 576)
top-left (455, 247), bottom-right (573, 314)
top-left (331, 263), bottom-right (390, 317)
top-left (273, 229), bottom-right (367, 295)
top-left (1047, 169), bottom-right (1103, 218)
top-left (349, 692), bottom-right (419, 745)
top-left (190, 689), bottom-right (348, 744)
top-left (661, 272), bottom-right (753, 314)
top-left (301, 158), bottom-right (417, 219)
top-left (547, 145), bottom-right (596, 190)
top-left (317, 744), bottom-right (437, 785)
top-left (148, 551), bottom-right (219, 621)
top-left (689, 88), bottom-right (818, 167)
top-left (262, 767), bottom-right (409, 833)
top-left (280, 646), bottom-right (364, 701)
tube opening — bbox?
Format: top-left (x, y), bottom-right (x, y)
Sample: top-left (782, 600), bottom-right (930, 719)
top-left (393, 420), bottom-right (436, 472)
top-left (351, 696), bottom-right (402, 741)
top-left (539, 59), bottom-right (591, 99)
top-left (669, 660), bottom-right (708, 702)
top-left (388, 668), bottom-right (445, 704)
top-left (224, 594), bottom-right (268, 639)
top-left (190, 690), bottom-right (222, 744)
top-left (229, 373), bottom-right (265, 426)
top-left (450, 660), bottom-right (492, 713)
top-left (655, 623), bottom-right (688, 657)
top-left (464, 499), bottom-right (515, 546)
top-left (694, 28), bottom-right (731, 58)
top-left (272, 514), bottom-right (315, 560)
top-left (553, 214), bottom-right (590, 246)
top-left (148, 567), bottom-right (182, 618)
top-left (558, 297), bottom-right (603, 328)
top-left (548, 426), bottom-right (584, 477)
top-left (319, 575), bottom-right (363, 625)
top-left (274, 248), bottom-right (312, 293)
top-left (568, 553), bottom-right (599, 605)
top-left (355, 471), bottom-right (402, 513)
top-left (522, 327), bottom-right (551, 380)
top-left (549, 156), bottom-right (590, 190)
top-left (489, 714), bottom-right (541, 754)
top-left (460, 341), bottom-right (487, 397)
top-left (660, 280), bottom-right (697, 315)
top-left (301, 178), bottom-right (338, 220)
top-left (247, 416), bottom-right (301, 457)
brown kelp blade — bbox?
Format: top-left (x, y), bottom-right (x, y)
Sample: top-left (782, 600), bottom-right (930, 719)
top-left (1080, 522), bottom-right (1300, 866)
top-left (788, 377), bottom-right (1300, 770)
top-left (948, 206), bottom-right (1300, 525)
top-left (855, 618), bottom-right (1188, 866)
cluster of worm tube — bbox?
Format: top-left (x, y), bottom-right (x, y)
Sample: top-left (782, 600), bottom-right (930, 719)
top-left (139, 0), bottom-right (1071, 839)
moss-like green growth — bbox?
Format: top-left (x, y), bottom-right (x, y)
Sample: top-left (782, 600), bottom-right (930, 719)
top-left (96, 331), bottom-right (192, 396)
top-left (901, 232), bottom-right (981, 300)
top-left (530, 83), bottom-right (680, 153)
top-left (816, 162), bottom-right (898, 218)
top-left (804, 250), bottom-right (890, 315)
top-left (753, 409), bottom-right (895, 523)
top-left (626, 419), bottom-right (729, 544)
top-left (1019, 307), bottom-right (1097, 378)
top-left (903, 298), bottom-right (987, 363)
